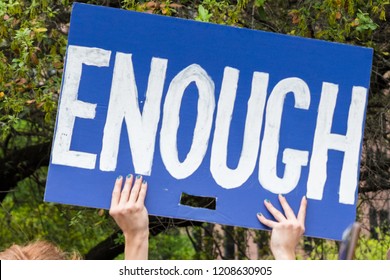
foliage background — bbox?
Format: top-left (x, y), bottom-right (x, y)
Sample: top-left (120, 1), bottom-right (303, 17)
top-left (0, 0), bottom-right (389, 259)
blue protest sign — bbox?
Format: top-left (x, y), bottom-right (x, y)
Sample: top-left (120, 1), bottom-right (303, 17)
top-left (44, 3), bottom-right (373, 240)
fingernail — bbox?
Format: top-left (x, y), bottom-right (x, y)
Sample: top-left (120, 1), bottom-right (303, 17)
top-left (142, 179), bottom-right (147, 184)
top-left (279, 194), bottom-right (284, 197)
top-left (136, 175), bottom-right (141, 179)
top-left (126, 174), bottom-right (132, 179)
top-left (265, 199), bottom-right (270, 203)
top-left (117, 175), bottom-right (122, 180)
top-left (257, 212), bottom-right (263, 217)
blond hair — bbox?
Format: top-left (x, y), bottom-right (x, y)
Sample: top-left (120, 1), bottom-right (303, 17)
top-left (0, 240), bottom-right (80, 260)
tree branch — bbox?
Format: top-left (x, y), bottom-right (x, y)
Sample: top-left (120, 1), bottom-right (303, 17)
top-left (0, 142), bottom-right (51, 202)
top-left (84, 231), bottom-right (124, 260)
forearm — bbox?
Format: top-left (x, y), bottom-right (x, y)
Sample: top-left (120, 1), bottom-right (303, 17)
top-left (124, 232), bottom-right (149, 260)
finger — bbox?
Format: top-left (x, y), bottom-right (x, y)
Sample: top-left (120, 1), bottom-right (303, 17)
top-left (257, 213), bottom-right (278, 229)
top-left (264, 199), bottom-right (286, 222)
top-left (278, 194), bottom-right (296, 220)
top-left (110, 175), bottom-right (123, 207)
top-left (129, 175), bottom-right (143, 203)
top-left (119, 174), bottom-right (133, 204)
top-left (297, 196), bottom-right (307, 225)
top-left (136, 180), bottom-right (148, 207)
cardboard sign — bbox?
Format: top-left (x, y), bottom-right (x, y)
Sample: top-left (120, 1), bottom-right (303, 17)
top-left (45, 3), bottom-right (373, 240)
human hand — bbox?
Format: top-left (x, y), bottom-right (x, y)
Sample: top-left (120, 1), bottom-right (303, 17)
top-left (109, 174), bottom-right (149, 260)
top-left (257, 195), bottom-right (307, 260)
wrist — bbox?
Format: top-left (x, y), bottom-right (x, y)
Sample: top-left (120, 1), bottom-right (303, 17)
top-left (271, 247), bottom-right (296, 260)
top-left (124, 229), bottom-right (149, 243)
top-left (124, 231), bottom-right (149, 260)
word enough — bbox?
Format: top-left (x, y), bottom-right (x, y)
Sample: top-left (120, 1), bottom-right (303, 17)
top-left (52, 45), bottom-right (368, 205)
